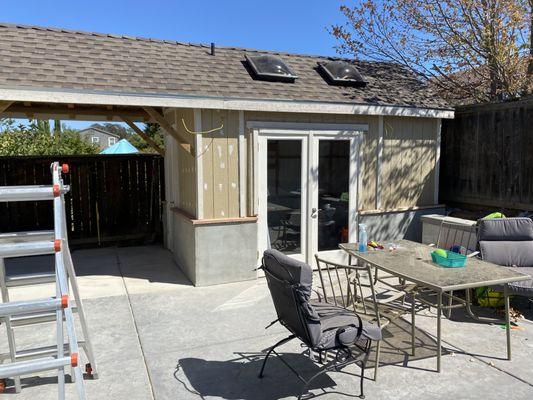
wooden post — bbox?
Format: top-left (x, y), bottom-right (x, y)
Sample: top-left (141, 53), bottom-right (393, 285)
top-left (0, 102), bottom-right (13, 115)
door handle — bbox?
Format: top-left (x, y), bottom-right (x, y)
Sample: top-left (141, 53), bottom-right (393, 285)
top-left (311, 208), bottom-right (321, 218)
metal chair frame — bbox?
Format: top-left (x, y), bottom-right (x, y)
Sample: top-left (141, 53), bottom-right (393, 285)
top-left (314, 255), bottom-right (416, 381)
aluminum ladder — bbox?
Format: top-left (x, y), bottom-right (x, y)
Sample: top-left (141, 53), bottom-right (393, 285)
top-left (0, 162), bottom-right (98, 399)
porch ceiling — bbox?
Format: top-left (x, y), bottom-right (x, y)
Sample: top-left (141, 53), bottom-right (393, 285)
top-left (0, 100), bottom-right (154, 122)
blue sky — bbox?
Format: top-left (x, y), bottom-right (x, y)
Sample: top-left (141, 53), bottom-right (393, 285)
top-left (3, 0), bottom-right (347, 129)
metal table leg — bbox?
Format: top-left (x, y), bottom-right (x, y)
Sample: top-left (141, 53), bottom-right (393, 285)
top-left (504, 284), bottom-right (511, 360)
top-left (437, 291), bottom-right (442, 372)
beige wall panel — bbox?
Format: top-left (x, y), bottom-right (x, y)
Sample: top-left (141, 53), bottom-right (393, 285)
top-left (226, 111), bottom-right (240, 218)
top-left (201, 110), bottom-right (215, 219)
top-left (167, 108), bottom-right (197, 217)
top-left (200, 109), bottom-right (241, 219)
top-left (381, 117), bottom-right (438, 209)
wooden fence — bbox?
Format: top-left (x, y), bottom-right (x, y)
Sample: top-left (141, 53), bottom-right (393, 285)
top-left (0, 154), bottom-right (165, 247)
top-left (440, 96), bottom-right (533, 212)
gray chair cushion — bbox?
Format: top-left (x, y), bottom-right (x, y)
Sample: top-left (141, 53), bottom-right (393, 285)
top-left (478, 218), bottom-right (533, 242)
top-left (311, 301), bottom-right (382, 349)
top-left (479, 241), bottom-right (533, 268)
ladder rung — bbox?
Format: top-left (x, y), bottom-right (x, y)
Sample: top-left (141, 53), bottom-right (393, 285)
top-left (10, 306), bottom-right (78, 327)
top-left (0, 356), bottom-right (73, 379)
top-left (15, 342), bottom-right (84, 361)
top-left (0, 230), bottom-right (54, 243)
top-left (6, 272), bottom-right (56, 287)
top-left (0, 298), bottom-right (64, 318)
top-left (0, 185), bottom-right (69, 202)
top-left (0, 240), bottom-right (55, 258)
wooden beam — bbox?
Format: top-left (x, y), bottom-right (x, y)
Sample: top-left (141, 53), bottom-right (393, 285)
top-left (143, 106), bottom-right (192, 155)
top-left (0, 101), bottom-right (13, 114)
top-left (121, 117), bottom-right (165, 157)
top-left (5, 104), bottom-right (149, 121)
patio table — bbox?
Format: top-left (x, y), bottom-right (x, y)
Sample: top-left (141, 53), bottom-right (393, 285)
top-left (340, 240), bottom-right (530, 372)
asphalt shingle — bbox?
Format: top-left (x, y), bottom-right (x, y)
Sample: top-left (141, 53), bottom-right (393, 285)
top-left (0, 23), bottom-right (450, 110)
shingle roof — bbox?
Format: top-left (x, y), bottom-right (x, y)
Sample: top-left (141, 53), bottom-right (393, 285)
top-left (0, 23), bottom-right (451, 110)
top-left (78, 127), bottom-right (120, 138)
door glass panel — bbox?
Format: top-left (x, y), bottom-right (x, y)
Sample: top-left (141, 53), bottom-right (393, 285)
top-left (267, 140), bottom-right (302, 255)
top-left (318, 140), bottom-right (350, 251)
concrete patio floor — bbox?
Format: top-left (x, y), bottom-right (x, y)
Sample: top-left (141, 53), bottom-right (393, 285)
top-left (1, 245), bottom-right (533, 399)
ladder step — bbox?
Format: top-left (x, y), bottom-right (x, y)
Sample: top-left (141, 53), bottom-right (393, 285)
top-left (10, 306), bottom-right (78, 327)
top-left (0, 185), bottom-right (61, 202)
top-left (0, 356), bottom-right (73, 379)
top-left (5, 272), bottom-right (56, 287)
top-left (0, 297), bottom-right (65, 318)
top-left (0, 240), bottom-right (55, 258)
top-left (0, 230), bottom-right (54, 243)
top-left (14, 342), bottom-right (84, 361)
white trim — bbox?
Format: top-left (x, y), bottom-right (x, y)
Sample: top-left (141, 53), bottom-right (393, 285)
top-left (375, 115), bottom-right (384, 209)
top-left (0, 87), bottom-right (455, 119)
top-left (252, 129), bottom-right (259, 216)
top-left (434, 118), bottom-right (442, 204)
top-left (194, 109), bottom-right (203, 219)
top-left (253, 122), bottom-right (363, 265)
top-left (238, 110), bottom-right (246, 218)
top-left (247, 121), bottom-right (369, 131)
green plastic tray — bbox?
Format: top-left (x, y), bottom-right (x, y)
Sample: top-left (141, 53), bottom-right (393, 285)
top-left (431, 250), bottom-right (467, 268)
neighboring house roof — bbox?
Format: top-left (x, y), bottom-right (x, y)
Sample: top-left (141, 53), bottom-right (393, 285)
top-left (78, 127), bottom-right (120, 138)
top-left (0, 23), bottom-right (451, 112)
top-left (100, 139), bottom-right (138, 154)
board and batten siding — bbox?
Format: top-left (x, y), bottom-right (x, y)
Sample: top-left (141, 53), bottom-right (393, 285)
top-left (200, 109), bottom-right (240, 219)
top-left (164, 108), bottom-right (197, 217)
top-left (166, 108), bottom-right (441, 221)
top-left (380, 116), bottom-right (439, 209)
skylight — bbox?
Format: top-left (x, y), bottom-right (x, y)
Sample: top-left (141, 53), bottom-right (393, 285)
top-left (318, 61), bottom-right (367, 87)
top-left (245, 54), bottom-right (298, 82)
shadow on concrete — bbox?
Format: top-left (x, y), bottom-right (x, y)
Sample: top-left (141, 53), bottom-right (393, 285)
top-left (175, 352), bottom-right (359, 400)
top-left (3, 245), bottom-right (194, 287)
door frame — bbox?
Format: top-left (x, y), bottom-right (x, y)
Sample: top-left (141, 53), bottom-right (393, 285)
top-left (249, 121), bottom-right (368, 265)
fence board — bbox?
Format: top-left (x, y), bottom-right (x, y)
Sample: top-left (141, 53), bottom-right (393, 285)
top-left (0, 154), bottom-right (165, 247)
top-left (440, 97), bottom-right (533, 211)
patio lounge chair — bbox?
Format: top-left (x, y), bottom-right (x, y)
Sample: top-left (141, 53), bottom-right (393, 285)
top-left (259, 249), bottom-right (381, 399)
top-left (477, 217), bottom-right (533, 298)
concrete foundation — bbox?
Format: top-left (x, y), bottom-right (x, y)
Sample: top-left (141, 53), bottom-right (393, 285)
top-left (171, 213), bottom-right (257, 286)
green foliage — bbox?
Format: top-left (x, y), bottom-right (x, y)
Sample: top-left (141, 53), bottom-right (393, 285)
top-left (0, 119), bottom-right (99, 156)
top-left (89, 123), bottom-right (133, 139)
top-left (128, 123), bottom-right (165, 154)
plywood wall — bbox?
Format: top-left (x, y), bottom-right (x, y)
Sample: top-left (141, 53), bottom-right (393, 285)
top-left (200, 109), bottom-right (240, 219)
top-left (164, 108), bottom-right (197, 217)
top-left (166, 108), bottom-right (440, 221)
top-left (381, 117), bottom-right (438, 209)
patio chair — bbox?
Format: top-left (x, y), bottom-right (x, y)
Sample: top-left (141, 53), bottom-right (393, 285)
top-left (315, 256), bottom-right (416, 380)
top-left (429, 219), bottom-right (479, 318)
top-left (259, 249), bottom-right (381, 399)
top-left (477, 217), bottom-right (533, 300)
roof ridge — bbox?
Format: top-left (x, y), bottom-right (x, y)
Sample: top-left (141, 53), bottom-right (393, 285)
top-left (0, 21), bottom-right (396, 64)
top-left (79, 126), bottom-right (121, 137)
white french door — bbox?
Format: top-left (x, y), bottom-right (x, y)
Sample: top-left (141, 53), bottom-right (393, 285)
top-left (255, 125), bottom-right (364, 266)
